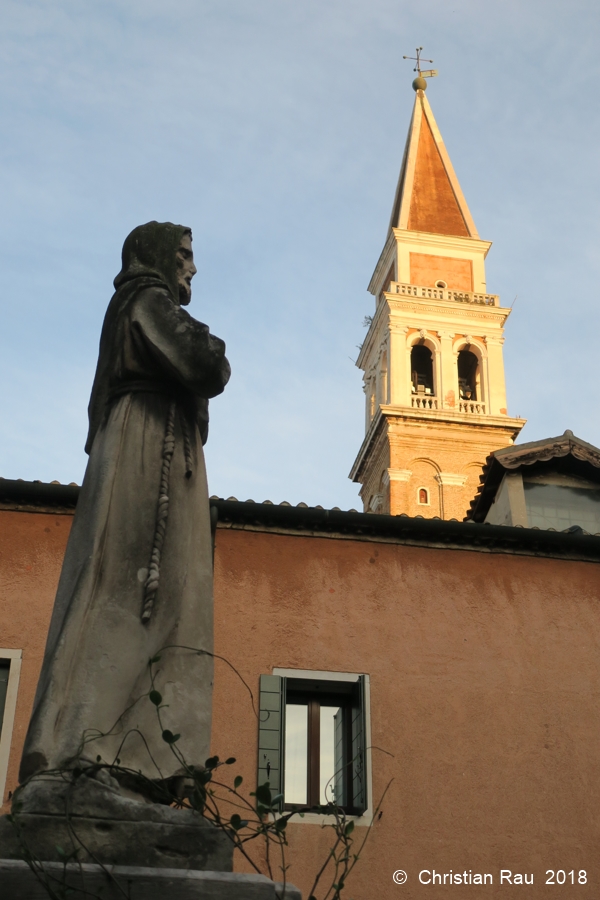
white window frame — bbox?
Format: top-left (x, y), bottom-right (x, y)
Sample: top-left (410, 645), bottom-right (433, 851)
top-left (272, 667), bottom-right (373, 826)
top-left (0, 649), bottom-right (22, 804)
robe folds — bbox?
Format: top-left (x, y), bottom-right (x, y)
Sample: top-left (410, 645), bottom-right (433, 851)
top-left (20, 278), bottom-right (230, 783)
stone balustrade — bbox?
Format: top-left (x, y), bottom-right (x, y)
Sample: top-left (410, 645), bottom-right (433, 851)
top-left (408, 396), bottom-right (487, 414)
top-left (412, 395), bottom-right (438, 410)
top-left (459, 399), bottom-right (486, 414)
top-left (391, 281), bottom-right (499, 307)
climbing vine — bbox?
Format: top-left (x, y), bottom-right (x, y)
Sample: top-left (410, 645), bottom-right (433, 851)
top-left (9, 647), bottom-right (391, 900)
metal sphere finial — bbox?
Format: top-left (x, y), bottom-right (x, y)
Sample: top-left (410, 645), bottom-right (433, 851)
top-left (412, 76), bottom-right (427, 92)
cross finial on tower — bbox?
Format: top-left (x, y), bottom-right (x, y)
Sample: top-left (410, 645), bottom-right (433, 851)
top-left (403, 47), bottom-right (438, 91)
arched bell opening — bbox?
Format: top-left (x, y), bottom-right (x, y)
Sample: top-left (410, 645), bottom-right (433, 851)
top-left (457, 349), bottom-right (479, 401)
top-left (411, 344), bottom-right (434, 396)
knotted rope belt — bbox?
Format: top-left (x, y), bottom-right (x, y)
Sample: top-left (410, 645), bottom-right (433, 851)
top-left (108, 383), bottom-right (194, 624)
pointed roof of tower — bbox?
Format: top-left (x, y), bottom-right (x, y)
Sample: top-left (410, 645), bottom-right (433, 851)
top-left (389, 89), bottom-right (479, 238)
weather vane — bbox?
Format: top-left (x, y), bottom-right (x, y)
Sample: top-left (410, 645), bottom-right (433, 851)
top-left (403, 47), bottom-right (438, 91)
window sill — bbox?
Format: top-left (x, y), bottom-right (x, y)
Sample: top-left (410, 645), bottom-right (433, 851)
top-left (277, 809), bottom-right (373, 827)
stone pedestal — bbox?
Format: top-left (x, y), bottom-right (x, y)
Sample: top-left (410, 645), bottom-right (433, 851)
top-left (0, 776), bottom-right (302, 898)
top-left (0, 775), bottom-right (233, 869)
top-left (0, 860), bottom-right (301, 899)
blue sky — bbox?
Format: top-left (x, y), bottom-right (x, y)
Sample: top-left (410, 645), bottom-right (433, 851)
top-left (1, 0), bottom-right (599, 508)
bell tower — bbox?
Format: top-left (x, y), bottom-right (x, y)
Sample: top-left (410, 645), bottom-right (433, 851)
top-left (350, 75), bottom-right (525, 520)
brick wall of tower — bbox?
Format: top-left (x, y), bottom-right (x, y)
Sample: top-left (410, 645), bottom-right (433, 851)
top-left (359, 419), bottom-right (518, 521)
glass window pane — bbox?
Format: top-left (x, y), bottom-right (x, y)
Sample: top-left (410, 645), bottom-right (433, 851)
top-left (0, 661), bottom-right (10, 737)
top-left (285, 704), bottom-right (308, 804)
top-left (320, 705), bottom-right (341, 804)
top-left (524, 483), bottom-right (600, 532)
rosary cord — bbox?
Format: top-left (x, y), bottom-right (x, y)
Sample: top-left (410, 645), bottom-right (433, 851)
top-left (141, 401), bottom-right (177, 623)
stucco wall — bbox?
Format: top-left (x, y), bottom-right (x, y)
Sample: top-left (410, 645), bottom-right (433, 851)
top-left (212, 527), bottom-right (600, 899)
top-left (1, 506), bottom-right (599, 898)
top-left (0, 509), bottom-right (72, 812)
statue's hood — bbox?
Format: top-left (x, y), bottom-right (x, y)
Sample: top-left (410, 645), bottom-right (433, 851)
top-left (114, 221), bottom-right (190, 302)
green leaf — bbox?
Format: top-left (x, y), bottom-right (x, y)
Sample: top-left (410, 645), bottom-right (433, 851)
top-left (204, 755), bottom-right (219, 769)
top-left (230, 814), bottom-right (242, 830)
top-left (149, 654), bottom-right (162, 664)
top-left (234, 775), bottom-right (243, 789)
top-left (255, 783), bottom-right (272, 806)
top-left (344, 820), bottom-right (355, 836)
top-left (225, 757), bottom-right (236, 765)
top-left (149, 690), bottom-right (163, 706)
top-left (96, 756), bottom-right (102, 763)
top-left (162, 729), bottom-right (180, 744)
top-left (275, 818), bottom-right (287, 832)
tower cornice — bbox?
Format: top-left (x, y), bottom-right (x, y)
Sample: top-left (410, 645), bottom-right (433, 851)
top-left (350, 410), bottom-right (526, 484)
top-left (386, 297), bottom-right (511, 325)
top-left (392, 229), bottom-right (492, 257)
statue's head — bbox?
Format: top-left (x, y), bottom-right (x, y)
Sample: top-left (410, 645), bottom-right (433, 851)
top-left (114, 221), bottom-right (197, 305)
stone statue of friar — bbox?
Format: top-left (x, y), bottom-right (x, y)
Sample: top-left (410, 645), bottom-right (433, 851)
top-left (19, 221), bottom-right (231, 787)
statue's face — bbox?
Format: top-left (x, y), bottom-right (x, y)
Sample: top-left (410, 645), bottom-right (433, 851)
top-left (176, 232), bottom-right (197, 305)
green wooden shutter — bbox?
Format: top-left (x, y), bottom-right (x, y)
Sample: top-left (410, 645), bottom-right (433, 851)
top-left (258, 674), bottom-right (285, 797)
top-left (333, 708), bottom-right (346, 807)
top-left (350, 675), bottom-right (367, 814)
top-left (0, 661), bottom-right (10, 737)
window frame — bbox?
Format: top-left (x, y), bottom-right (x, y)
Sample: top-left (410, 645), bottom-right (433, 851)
top-left (258, 668), bottom-right (373, 826)
top-left (0, 649), bottom-right (22, 805)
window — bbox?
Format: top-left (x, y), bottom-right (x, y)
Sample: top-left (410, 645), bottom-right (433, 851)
top-left (524, 481), bottom-right (600, 532)
top-left (418, 487), bottom-right (429, 505)
top-left (0, 650), bottom-right (22, 804)
top-left (0, 662), bottom-right (9, 736)
top-left (258, 672), bottom-right (368, 816)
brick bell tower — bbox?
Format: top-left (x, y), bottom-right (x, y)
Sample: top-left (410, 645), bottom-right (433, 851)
top-left (350, 72), bottom-right (525, 520)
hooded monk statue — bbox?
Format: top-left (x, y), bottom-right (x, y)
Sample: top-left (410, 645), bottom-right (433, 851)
top-left (19, 221), bottom-right (231, 787)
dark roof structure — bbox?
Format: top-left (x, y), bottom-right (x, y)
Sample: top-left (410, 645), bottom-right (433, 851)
top-left (3, 475), bottom-right (600, 564)
top-left (466, 430), bottom-right (600, 523)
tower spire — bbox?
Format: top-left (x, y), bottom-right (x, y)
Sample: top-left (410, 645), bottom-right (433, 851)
top-left (389, 71), bottom-right (478, 238)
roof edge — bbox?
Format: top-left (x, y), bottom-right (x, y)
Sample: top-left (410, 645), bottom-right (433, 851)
top-left (2, 477), bottom-right (599, 562)
top-left (213, 497), bottom-right (600, 561)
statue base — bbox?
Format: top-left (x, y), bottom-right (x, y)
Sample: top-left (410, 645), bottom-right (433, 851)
top-left (0, 776), bottom-right (302, 896)
top-left (0, 860), bottom-right (301, 899)
top-left (0, 774), bottom-right (233, 870)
